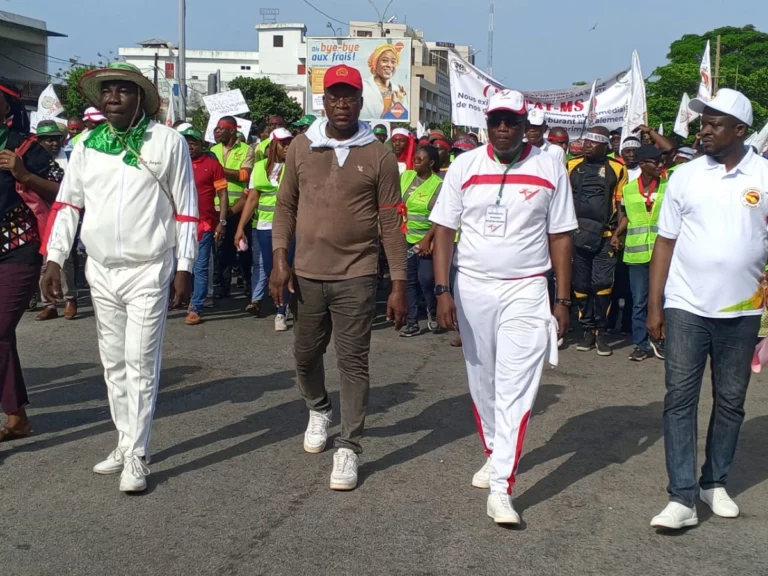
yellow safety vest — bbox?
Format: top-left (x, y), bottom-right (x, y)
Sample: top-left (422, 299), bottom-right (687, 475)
top-left (250, 158), bottom-right (284, 223)
top-left (400, 170), bottom-right (442, 244)
top-left (623, 178), bottom-right (666, 265)
top-left (211, 141), bottom-right (250, 205)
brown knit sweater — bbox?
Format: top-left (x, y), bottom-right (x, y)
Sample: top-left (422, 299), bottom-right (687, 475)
top-left (272, 133), bottom-right (407, 282)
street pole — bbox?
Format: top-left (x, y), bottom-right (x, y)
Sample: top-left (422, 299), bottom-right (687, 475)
top-left (714, 34), bottom-right (721, 95)
top-left (153, 51), bottom-right (159, 88)
top-left (178, 0), bottom-right (186, 119)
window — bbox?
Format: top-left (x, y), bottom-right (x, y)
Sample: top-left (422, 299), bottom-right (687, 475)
top-left (356, 30), bottom-right (372, 37)
top-left (297, 64), bottom-right (306, 75)
top-left (273, 35), bottom-right (284, 47)
top-left (191, 75), bottom-right (199, 80)
top-left (164, 61), bottom-right (175, 79)
top-left (240, 65), bottom-right (251, 70)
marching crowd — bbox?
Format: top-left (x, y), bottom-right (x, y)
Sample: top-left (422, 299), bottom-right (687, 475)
top-left (1, 60), bottom-right (767, 531)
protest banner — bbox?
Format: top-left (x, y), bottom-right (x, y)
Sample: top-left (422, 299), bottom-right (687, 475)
top-left (37, 84), bottom-right (64, 121)
top-left (620, 50), bottom-right (647, 150)
top-left (673, 92), bottom-right (698, 138)
top-left (204, 115), bottom-right (252, 144)
top-left (448, 50), bottom-right (630, 137)
top-left (698, 40), bottom-right (712, 102)
top-left (203, 89), bottom-right (250, 117)
top-left (307, 37), bottom-right (412, 122)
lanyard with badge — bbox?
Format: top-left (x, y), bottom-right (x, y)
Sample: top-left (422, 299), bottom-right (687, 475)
top-left (484, 149), bottom-right (523, 238)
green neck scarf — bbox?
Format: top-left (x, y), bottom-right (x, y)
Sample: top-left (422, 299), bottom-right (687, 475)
top-left (0, 126), bottom-right (8, 151)
top-left (83, 115), bottom-right (150, 168)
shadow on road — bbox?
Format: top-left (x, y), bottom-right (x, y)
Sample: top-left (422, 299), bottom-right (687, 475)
top-left (725, 414), bottom-right (768, 498)
top-left (515, 401), bottom-right (664, 513)
top-left (360, 384), bottom-right (565, 485)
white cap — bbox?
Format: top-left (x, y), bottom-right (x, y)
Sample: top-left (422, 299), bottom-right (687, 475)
top-left (527, 108), bottom-right (546, 126)
top-left (689, 88), bottom-right (753, 126)
top-left (271, 127), bottom-right (294, 141)
top-left (83, 106), bottom-right (106, 122)
top-left (486, 90), bottom-right (526, 115)
top-left (175, 122), bottom-right (193, 133)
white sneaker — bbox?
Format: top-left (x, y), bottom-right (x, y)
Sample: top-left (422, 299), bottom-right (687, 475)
top-left (119, 455), bottom-right (150, 493)
top-left (93, 447), bottom-right (125, 475)
top-left (274, 314), bottom-right (288, 332)
top-left (330, 448), bottom-right (359, 491)
top-left (487, 493), bottom-right (521, 525)
top-left (700, 487), bottom-right (740, 518)
top-left (471, 457), bottom-right (492, 489)
top-left (650, 502), bottom-right (698, 529)
top-left (303, 409), bottom-right (332, 453)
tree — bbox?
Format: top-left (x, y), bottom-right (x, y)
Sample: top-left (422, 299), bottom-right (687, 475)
top-left (190, 107), bottom-right (210, 133)
top-left (58, 65), bottom-right (95, 118)
top-left (647, 25), bottom-right (768, 142)
top-left (226, 77), bottom-right (303, 126)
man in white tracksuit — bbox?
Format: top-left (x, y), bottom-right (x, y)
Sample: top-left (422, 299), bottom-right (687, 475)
top-left (431, 90), bottom-right (577, 524)
top-left (41, 63), bottom-right (198, 493)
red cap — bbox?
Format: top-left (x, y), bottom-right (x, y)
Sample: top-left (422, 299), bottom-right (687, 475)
top-left (323, 65), bottom-right (363, 91)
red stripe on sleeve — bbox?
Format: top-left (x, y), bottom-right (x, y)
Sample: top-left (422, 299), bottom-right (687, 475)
top-left (461, 174), bottom-right (555, 191)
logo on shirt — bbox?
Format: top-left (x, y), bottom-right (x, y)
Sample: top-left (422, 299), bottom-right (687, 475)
top-left (357, 165), bottom-right (364, 172)
top-left (519, 188), bottom-right (540, 202)
top-left (742, 188), bottom-right (763, 208)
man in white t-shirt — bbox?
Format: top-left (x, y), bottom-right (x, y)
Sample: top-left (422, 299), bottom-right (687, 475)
top-left (648, 89), bottom-right (768, 530)
top-left (526, 108), bottom-right (566, 164)
top-left (430, 90), bottom-right (577, 525)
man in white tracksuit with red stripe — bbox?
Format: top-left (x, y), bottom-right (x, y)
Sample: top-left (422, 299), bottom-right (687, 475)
top-left (431, 90), bottom-right (577, 524)
top-left (41, 63), bottom-right (198, 493)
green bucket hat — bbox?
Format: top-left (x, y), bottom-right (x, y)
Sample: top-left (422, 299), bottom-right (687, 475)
top-left (36, 119), bottom-right (65, 138)
top-left (292, 114), bottom-right (317, 127)
top-left (178, 127), bottom-right (203, 141)
top-left (78, 62), bottom-right (161, 116)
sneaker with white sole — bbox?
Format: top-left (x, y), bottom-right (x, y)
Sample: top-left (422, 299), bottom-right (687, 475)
top-left (330, 448), bottom-right (358, 491)
top-left (93, 447), bottom-right (125, 475)
top-left (275, 314), bottom-right (288, 332)
top-left (472, 457), bottom-right (492, 489)
top-left (119, 455), bottom-right (150, 493)
top-left (700, 487), bottom-right (739, 518)
top-left (304, 409), bottom-right (332, 453)
top-left (427, 311), bottom-right (439, 332)
top-left (650, 502), bottom-right (698, 529)
top-left (487, 493), bottom-right (521, 525)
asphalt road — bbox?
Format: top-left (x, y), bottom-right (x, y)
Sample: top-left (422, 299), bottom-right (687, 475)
top-left (3, 292), bottom-right (768, 576)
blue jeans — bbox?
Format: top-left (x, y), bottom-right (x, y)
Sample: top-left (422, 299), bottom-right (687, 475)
top-left (250, 228), bottom-right (267, 302)
top-left (256, 228), bottom-right (294, 315)
top-left (190, 231), bottom-right (214, 313)
top-left (406, 242), bottom-right (436, 326)
top-left (663, 307), bottom-right (760, 507)
top-left (628, 264), bottom-right (651, 351)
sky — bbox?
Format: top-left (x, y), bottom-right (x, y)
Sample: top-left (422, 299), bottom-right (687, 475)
top-left (13, 0), bottom-right (768, 90)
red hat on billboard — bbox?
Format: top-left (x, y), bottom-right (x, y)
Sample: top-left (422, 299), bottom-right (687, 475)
top-left (324, 65), bottom-right (363, 91)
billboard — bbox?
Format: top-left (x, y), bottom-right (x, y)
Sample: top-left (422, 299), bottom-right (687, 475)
top-left (307, 37), bottom-right (412, 122)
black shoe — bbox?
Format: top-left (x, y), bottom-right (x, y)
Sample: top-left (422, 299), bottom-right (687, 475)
top-left (399, 324), bottom-right (420, 338)
top-left (650, 339), bottom-right (665, 360)
top-left (628, 347), bottom-right (650, 362)
top-left (596, 332), bottom-right (613, 357)
top-left (576, 331), bottom-right (596, 351)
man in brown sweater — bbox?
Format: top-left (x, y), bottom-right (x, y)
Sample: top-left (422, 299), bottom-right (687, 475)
top-left (270, 64), bottom-right (407, 491)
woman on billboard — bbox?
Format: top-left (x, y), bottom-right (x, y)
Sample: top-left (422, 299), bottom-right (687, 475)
top-left (361, 43), bottom-right (408, 120)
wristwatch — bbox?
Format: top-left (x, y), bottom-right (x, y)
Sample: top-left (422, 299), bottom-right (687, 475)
top-left (555, 298), bottom-right (572, 307)
top-left (219, 219), bottom-right (228, 226)
top-left (434, 285), bottom-right (451, 296)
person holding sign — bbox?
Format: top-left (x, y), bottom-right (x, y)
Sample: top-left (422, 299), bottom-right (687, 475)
top-left (430, 90), bottom-right (576, 525)
top-left (211, 116), bottom-right (255, 300)
top-left (41, 62), bottom-right (198, 493)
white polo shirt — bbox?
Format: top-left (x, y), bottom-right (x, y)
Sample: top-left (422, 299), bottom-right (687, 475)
top-left (430, 143), bottom-right (577, 280)
top-left (658, 147), bottom-right (768, 318)
top-left (536, 139), bottom-right (566, 164)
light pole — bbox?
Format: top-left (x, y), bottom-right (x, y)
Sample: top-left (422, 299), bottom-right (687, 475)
top-left (178, 0), bottom-right (186, 119)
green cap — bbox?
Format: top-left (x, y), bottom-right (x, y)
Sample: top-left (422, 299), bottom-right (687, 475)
top-left (36, 120), bottom-right (65, 137)
top-left (373, 126), bottom-right (388, 135)
top-left (293, 114), bottom-right (317, 127)
top-left (179, 128), bottom-right (203, 141)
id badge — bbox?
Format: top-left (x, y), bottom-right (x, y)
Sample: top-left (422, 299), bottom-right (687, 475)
top-left (484, 205), bottom-right (507, 237)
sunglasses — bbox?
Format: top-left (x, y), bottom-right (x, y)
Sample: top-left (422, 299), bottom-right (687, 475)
top-left (486, 114), bottom-right (525, 128)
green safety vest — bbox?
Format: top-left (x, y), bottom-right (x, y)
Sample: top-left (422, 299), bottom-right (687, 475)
top-left (211, 141), bottom-right (250, 205)
top-left (256, 137), bottom-right (271, 162)
top-left (623, 178), bottom-right (667, 265)
top-left (400, 170), bottom-right (442, 244)
top-left (250, 158), bottom-right (283, 223)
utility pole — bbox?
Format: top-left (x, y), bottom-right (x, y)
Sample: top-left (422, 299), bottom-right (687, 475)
top-left (153, 51), bottom-right (159, 87)
top-left (713, 34), bottom-right (721, 94)
top-left (178, 0), bottom-right (186, 119)
top-left (487, 0), bottom-right (494, 76)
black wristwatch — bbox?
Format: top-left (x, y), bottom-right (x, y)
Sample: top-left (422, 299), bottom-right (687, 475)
top-left (555, 298), bottom-right (572, 308)
top-left (219, 219), bottom-right (228, 226)
top-left (434, 285), bottom-right (451, 296)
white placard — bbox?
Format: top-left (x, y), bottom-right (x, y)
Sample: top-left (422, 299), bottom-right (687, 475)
top-left (37, 84), bottom-right (64, 121)
top-left (448, 50), bottom-right (630, 137)
top-left (203, 89), bottom-right (250, 117)
top-left (204, 115), bottom-right (253, 144)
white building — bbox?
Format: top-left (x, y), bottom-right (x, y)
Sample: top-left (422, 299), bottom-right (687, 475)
top-left (0, 10), bottom-right (66, 107)
top-left (118, 22), bottom-right (307, 115)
